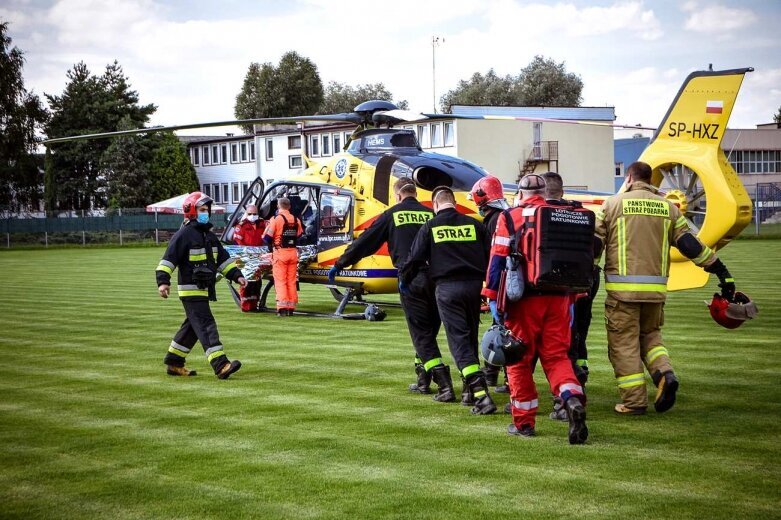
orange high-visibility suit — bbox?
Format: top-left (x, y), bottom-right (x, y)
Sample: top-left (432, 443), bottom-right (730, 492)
top-left (263, 209), bottom-right (303, 313)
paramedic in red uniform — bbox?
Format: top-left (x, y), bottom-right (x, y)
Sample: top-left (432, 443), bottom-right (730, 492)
top-left (263, 198), bottom-right (303, 316)
top-left (233, 204), bottom-right (266, 312)
top-left (484, 174), bottom-right (588, 444)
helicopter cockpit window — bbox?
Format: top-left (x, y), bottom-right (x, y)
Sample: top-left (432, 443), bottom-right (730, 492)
top-left (319, 193), bottom-right (350, 231)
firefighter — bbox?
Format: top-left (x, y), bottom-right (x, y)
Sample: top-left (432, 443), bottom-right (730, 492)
top-left (155, 192), bottom-right (245, 379)
top-left (399, 186), bottom-right (496, 415)
top-left (328, 177), bottom-right (454, 399)
top-left (263, 197), bottom-right (303, 316)
top-left (471, 175), bottom-right (511, 394)
top-left (542, 171), bottom-right (598, 420)
top-left (485, 174), bottom-right (588, 443)
top-left (595, 161), bottom-right (736, 415)
top-left (233, 204), bottom-right (266, 312)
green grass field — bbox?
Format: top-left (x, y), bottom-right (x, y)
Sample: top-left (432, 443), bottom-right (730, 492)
top-left (1, 241), bottom-right (779, 519)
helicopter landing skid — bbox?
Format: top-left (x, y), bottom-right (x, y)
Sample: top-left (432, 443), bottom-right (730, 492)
top-left (327, 287), bottom-right (403, 309)
top-left (226, 280), bottom-right (376, 320)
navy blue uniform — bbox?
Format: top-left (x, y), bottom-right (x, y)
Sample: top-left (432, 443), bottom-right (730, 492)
top-left (156, 221), bottom-right (243, 374)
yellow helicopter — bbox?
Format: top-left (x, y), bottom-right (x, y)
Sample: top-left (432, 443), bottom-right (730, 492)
top-left (43, 66), bottom-right (753, 318)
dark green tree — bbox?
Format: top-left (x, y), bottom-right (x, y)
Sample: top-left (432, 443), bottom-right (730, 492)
top-left (321, 81), bottom-right (409, 114)
top-left (148, 132), bottom-right (199, 202)
top-left (234, 62), bottom-right (277, 134)
top-left (440, 56), bottom-right (583, 112)
top-left (439, 69), bottom-right (515, 113)
top-left (234, 51), bottom-right (323, 132)
top-left (0, 21), bottom-right (49, 212)
top-left (512, 55), bottom-right (583, 107)
top-left (101, 115), bottom-right (152, 208)
top-left (45, 60), bottom-right (155, 211)
top-left (774, 106), bottom-right (781, 124)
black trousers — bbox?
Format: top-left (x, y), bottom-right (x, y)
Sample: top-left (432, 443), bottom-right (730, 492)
top-left (570, 271), bottom-right (600, 363)
top-left (399, 276), bottom-right (443, 365)
top-left (434, 279), bottom-right (483, 373)
top-left (164, 298), bottom-right (229, 373)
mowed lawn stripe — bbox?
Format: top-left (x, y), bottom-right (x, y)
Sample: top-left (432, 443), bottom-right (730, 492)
top-left (0, 242), bottom-right (779, 519)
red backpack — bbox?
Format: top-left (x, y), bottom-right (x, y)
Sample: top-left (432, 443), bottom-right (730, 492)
top-left (504, 201), bottom-right (596, 292)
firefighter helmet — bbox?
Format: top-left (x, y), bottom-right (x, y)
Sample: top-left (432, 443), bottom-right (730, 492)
top-left (481, 324), bottom-right (526, 367)
top-left (707, 291), bottom-right (758, 329)
top-left (470, 176), bottom-right (505, 207)
top-left (183, 192), bottom-right (213, 220)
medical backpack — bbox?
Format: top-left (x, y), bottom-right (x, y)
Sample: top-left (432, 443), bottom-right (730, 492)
top-left (504, 201), bottom-right (596, 292)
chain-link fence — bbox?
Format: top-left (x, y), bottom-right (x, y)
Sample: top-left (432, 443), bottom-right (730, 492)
top-left (740, 182), bottom-right (781, 239)
top-left (0, 208), bottom-right (231, 248)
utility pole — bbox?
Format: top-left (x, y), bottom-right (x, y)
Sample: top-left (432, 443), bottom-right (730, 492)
top-left (432, 36), bottom-right (444, 114)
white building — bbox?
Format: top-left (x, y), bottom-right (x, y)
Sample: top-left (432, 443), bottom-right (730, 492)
top-left (182, 106), bottom-right (618, 211)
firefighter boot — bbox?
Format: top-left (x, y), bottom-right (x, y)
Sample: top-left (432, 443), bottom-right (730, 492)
top-left (430, 364), bottom-right (456, 402)
top-left (461, 378), bottom-right (474, 406)
top-left (408, 362), bottom-right (432, 394)
top-left (467, 373), bottom-right (497, 415)
top-left (166, 365), bottom-right (197, 377)
top-left (564, 396), bottom-right (588, 445)
top-left (652, 370), bottom-right (679, 413)
top-left (216, 360), bottom-right (242, 380)
top-left (483, 363), bottom-right (500, 387)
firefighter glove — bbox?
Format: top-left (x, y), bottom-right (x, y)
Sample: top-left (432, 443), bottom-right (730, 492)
top-left (719, 280), bottom-right (736, 302)
top-left (489, 300), bottom-right (502, 324)
top-left (328, 266), bottom-right (340, 284)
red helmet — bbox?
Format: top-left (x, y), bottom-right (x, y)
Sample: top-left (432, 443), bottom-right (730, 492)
top-left (182, 192), bottom-right (213, 220)
top-left (470, 176), bottom-right (505, 207)
top-left (707, 291), bottom-right (758, 329)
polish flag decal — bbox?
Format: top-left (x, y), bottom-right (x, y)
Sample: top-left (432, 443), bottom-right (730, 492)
top-left (706, 100), bottom-right (723, 114)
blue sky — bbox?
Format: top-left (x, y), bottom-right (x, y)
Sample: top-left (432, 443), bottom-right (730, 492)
top-left (2, 0), bottom-right (779, 133)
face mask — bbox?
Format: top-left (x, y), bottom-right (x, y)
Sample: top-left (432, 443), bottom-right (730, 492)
top-left (478, 206), bottom-right (487, 217)
top-left (196, 213), bottom-right (210, 224)
top-left (247, 215), bottom-right (259, 223)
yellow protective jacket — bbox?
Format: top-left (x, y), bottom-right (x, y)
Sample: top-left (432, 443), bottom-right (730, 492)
top-left (594, 181), bottom-right (715, 302)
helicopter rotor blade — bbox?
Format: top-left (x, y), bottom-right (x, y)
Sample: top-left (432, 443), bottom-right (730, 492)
top-left (384, 109), bottom-right (656, 131)
top-left (43, 113), bottom-right (362, 145)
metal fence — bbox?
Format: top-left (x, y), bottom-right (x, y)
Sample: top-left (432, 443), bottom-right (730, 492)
top-left (0, 208), bottom-right (230, 248)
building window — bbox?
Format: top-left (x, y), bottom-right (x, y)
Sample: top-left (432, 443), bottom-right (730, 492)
top-left (202, 184), bottom-right (211, 197)
top-left (288, 135), bottom-right (301, 149)
top-left (220, 144), bottom-right (227, 164)
top-left (242, 182), bottom-right (249, 196)
top-left (417, 124), bottom-right (429, 147)
top-left (444, 122), bottom-right (454, 146)
top-left (322, 134), bottom-right (330, 156)
top-left (212, 183), bottom-right (221, 203)
top-left (222, 184), bottom-right (229, 204)
top-left (250, 141), bottom-right (256, 161)
top-left (311, 135), bottom-right (320, 156)
top-left (289, 155), bottom-right (303, 169)
top-left (333, 133), bottom-right (341, 153)
top-left (615, 162), bottom-right (624, 177)
top-left (266, 139), bottom-right (274, 160)
top-left (192, 148), bottom-right (200, 165)
top-left (430, 123), bottom-right (442, 147)
top-left (231, 143), bottom-right (238, 163)
top-left (729, 149), bottom-right (781, 175)
top-left (211, 145), bottom-right (219, 165)
top-left (232, 182), bottom-right (240, 203)
top-left (240, 142), bottom-right (248, 162)
top-left (202, 147), bottom-right (210, 165)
